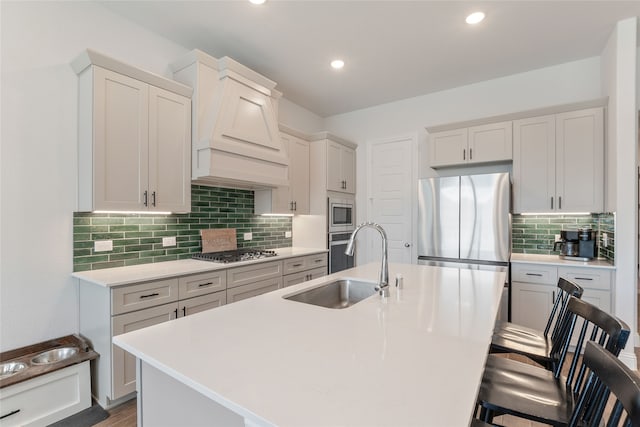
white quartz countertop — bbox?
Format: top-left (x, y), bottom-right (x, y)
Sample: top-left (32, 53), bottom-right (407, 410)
top-left (72, 247), bottom-right (327, 287)
top-left (511, 253), bottom-right (615, 269)
top-left (113, 262), bottom-right (505, 426)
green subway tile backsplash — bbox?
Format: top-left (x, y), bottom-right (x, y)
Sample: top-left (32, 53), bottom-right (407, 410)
top-left (511, 213), bottom-right (614, 262)
top-left (73, 185), bottom-right (292, 271)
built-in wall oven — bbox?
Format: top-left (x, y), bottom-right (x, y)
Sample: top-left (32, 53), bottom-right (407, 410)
top-left (329, 231), bottom-right (355, 273)
top-left (328, 196), bottom-right (355, 273)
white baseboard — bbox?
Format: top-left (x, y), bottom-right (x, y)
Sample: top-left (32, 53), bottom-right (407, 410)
top-left (619, 348), bottom-right (638, 371)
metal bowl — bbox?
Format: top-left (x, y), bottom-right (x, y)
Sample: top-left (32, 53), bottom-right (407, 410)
top-left (31, 347), bottom-right (79, 365)
top-left (0, 361), bottom-right (27, 378)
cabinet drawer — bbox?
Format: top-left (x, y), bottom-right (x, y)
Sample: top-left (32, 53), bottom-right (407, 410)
top-left (112, 278), bottom-right (179, 315)
top-left (558, 267), bottom-right (611, 291)
top-left (283, 256), bottom-right (308, 275)
top-left (511, 263), bottom-right (557, 285)
top-left (0, 361), bottom-right (91, 427)
top-left (306, 253), bottom-right (328, 269)
top-left (178, 271), bottom-right (226, 300)
top-left (226, 277), bottom-right (282, 303)
top-left (227, 261), bottom-right (282, 289)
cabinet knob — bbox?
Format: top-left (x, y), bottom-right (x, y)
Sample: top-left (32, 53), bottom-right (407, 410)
top-left (404, 243), bottom-right (411, 248)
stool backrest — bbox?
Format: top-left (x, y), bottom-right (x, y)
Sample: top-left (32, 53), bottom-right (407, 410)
top-left (549, 296), bottom-right (629, 387)
top-left (569, 341), bottom-right (640, 426)
top-left (546, 277), bottom-right (584, 339)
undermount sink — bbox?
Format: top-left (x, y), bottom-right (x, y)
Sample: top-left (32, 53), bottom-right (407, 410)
top-left (284, 279), bottom-right (378, 309)
top-left (31, 347), bottom-right (79, 365)
top-left (0, 361), bottom-right (27, 378)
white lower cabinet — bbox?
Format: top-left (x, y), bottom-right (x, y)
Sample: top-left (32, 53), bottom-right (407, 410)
top-left (226, 260), bottom-right (284, 303)
top-left (0, 362), bottom-right (91, 427)
top-left (112, 303), bottom-right (178, 399)
top-left (79, 271), bottom-right (227, 407)
top-left (511, 262), bottom-right (613, 332)
top-left (283, 267), bottom-right (327, 288)
top-left (282, 253), bottom-right (328, 288)
top-left (78, 254), bottom-right (325, 408)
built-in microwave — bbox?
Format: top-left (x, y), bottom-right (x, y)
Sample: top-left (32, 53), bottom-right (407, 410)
top-left (328, 197), bottom-right (355, 233)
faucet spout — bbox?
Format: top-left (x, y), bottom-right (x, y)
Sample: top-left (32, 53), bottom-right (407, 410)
top-left (345, 222), bottom-right (389, 297)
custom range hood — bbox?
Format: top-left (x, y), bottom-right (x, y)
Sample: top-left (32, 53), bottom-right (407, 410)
top-left (171, 50), bottom-right (288, 189)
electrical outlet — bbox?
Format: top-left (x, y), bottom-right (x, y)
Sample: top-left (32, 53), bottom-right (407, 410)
top-left (554, 234), bottom-right (561, 241)
top-left (162, 236), bottom-right (177, 247)
top-left (243, 232), bottom-right (252, 241)
top-left (94, 240), bottom-right (113, 252)
top-left (285, 231), bottom-right (292, 238)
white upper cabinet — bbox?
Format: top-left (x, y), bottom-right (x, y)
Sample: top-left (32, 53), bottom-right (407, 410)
top-left (255, 130), bottom-right (310, 215)
top-left (326, 140), bottom-right (356, 194)
top-left (73, 50), bottom-right (192, 213)
top-left (171, 50), bottom-right (288, 189)
top-left (429, 121), bottom-right (512, 168)
top-left (513, 107), bottom-right (603, 213)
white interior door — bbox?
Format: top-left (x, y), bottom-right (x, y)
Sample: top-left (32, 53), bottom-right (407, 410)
top-left (368, 135), bottom-right (416, 264)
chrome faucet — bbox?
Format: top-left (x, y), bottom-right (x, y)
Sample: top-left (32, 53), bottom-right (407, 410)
top-left (345, 222), bottom-right (389, 297)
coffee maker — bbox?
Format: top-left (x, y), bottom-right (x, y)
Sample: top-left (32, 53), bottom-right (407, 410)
top-left (553, 227), bottom-right (597, 261)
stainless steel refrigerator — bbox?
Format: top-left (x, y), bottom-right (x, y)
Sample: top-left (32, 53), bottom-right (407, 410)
top-left (418, 172), bottom-right (511, 318)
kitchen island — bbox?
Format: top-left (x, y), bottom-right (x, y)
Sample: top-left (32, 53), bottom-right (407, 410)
top-left (113, 262), bottom-right (505, 426)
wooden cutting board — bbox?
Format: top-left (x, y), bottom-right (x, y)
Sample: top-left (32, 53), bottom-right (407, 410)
top-left (200, 228), bottom-right (237, 253)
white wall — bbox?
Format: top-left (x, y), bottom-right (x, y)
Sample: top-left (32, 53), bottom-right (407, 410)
top-left (278, 98), bottom-right (325, 134)
top-left (0, 2), bottom-right (321, 352)
top-left (324, 57), bottom-right (602, 263)
top-left (0, 1), bottom-right (188, 351)
top-left (602, 17), bottom-right (638, 369)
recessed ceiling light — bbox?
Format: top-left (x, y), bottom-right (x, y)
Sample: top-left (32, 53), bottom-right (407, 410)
top-left (330, 59), bottom-right (345, 70)
top-left (466, 12), bottom-right (485, 24)
top-left (249, 0), bottom-right (266, 4)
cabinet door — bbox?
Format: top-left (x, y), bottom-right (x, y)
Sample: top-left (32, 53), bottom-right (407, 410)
top-left (513, 115), bottom-right (556, 213)
top-left (555, 108), bottom-right (604, 213)
top-left (468, 121), bottom-right (512, 164)
top-left (511, 281), bottom-right (555, 331)
top-left (429, 128), bottom-right (468, 167)
top-left (93, 67), bottom-right (149, 211)
top-left (341, 145), bottom-right (356, 194)
top-left (327, 141), bottom-right (345, 192)
top-left (289, 136), bottom-right (310, 213)
top-left (226, 277), bottom-right (282, 303)
top-left (180, 291), bottom-right (226, 317)
top-left (148, 86), bottom-right (191, 213)
top-left (112, 303), bottom-right (177, 399)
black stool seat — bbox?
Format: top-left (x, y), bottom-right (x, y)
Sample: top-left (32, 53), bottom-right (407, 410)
top-left (479, 355), bottom-right (573, 425)
top-left (491, 321), bottom-right (552, 362)
top-left (490, 277), bottom-right (583, 370)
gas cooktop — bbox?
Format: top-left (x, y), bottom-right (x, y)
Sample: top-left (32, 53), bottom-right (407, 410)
top-left (192, 249), bottom-right (278, 264)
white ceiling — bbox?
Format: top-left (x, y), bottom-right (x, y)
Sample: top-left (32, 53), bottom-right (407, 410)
top-left (99, 1), bottom-right (640, 117)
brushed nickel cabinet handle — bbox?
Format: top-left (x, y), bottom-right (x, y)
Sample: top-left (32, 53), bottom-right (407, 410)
top-left (526, 273), bottom-right (543, 277)
top-left (198, 282), bottom-right (214, 288)
top-left (463, 149), bottom-right (466, 161)
top-left (470, 148), bottom-right (473, 160)
top-left (143, 190), bottom-right (148, 207)
top-left (559, 196), bottom-right (562, 209)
